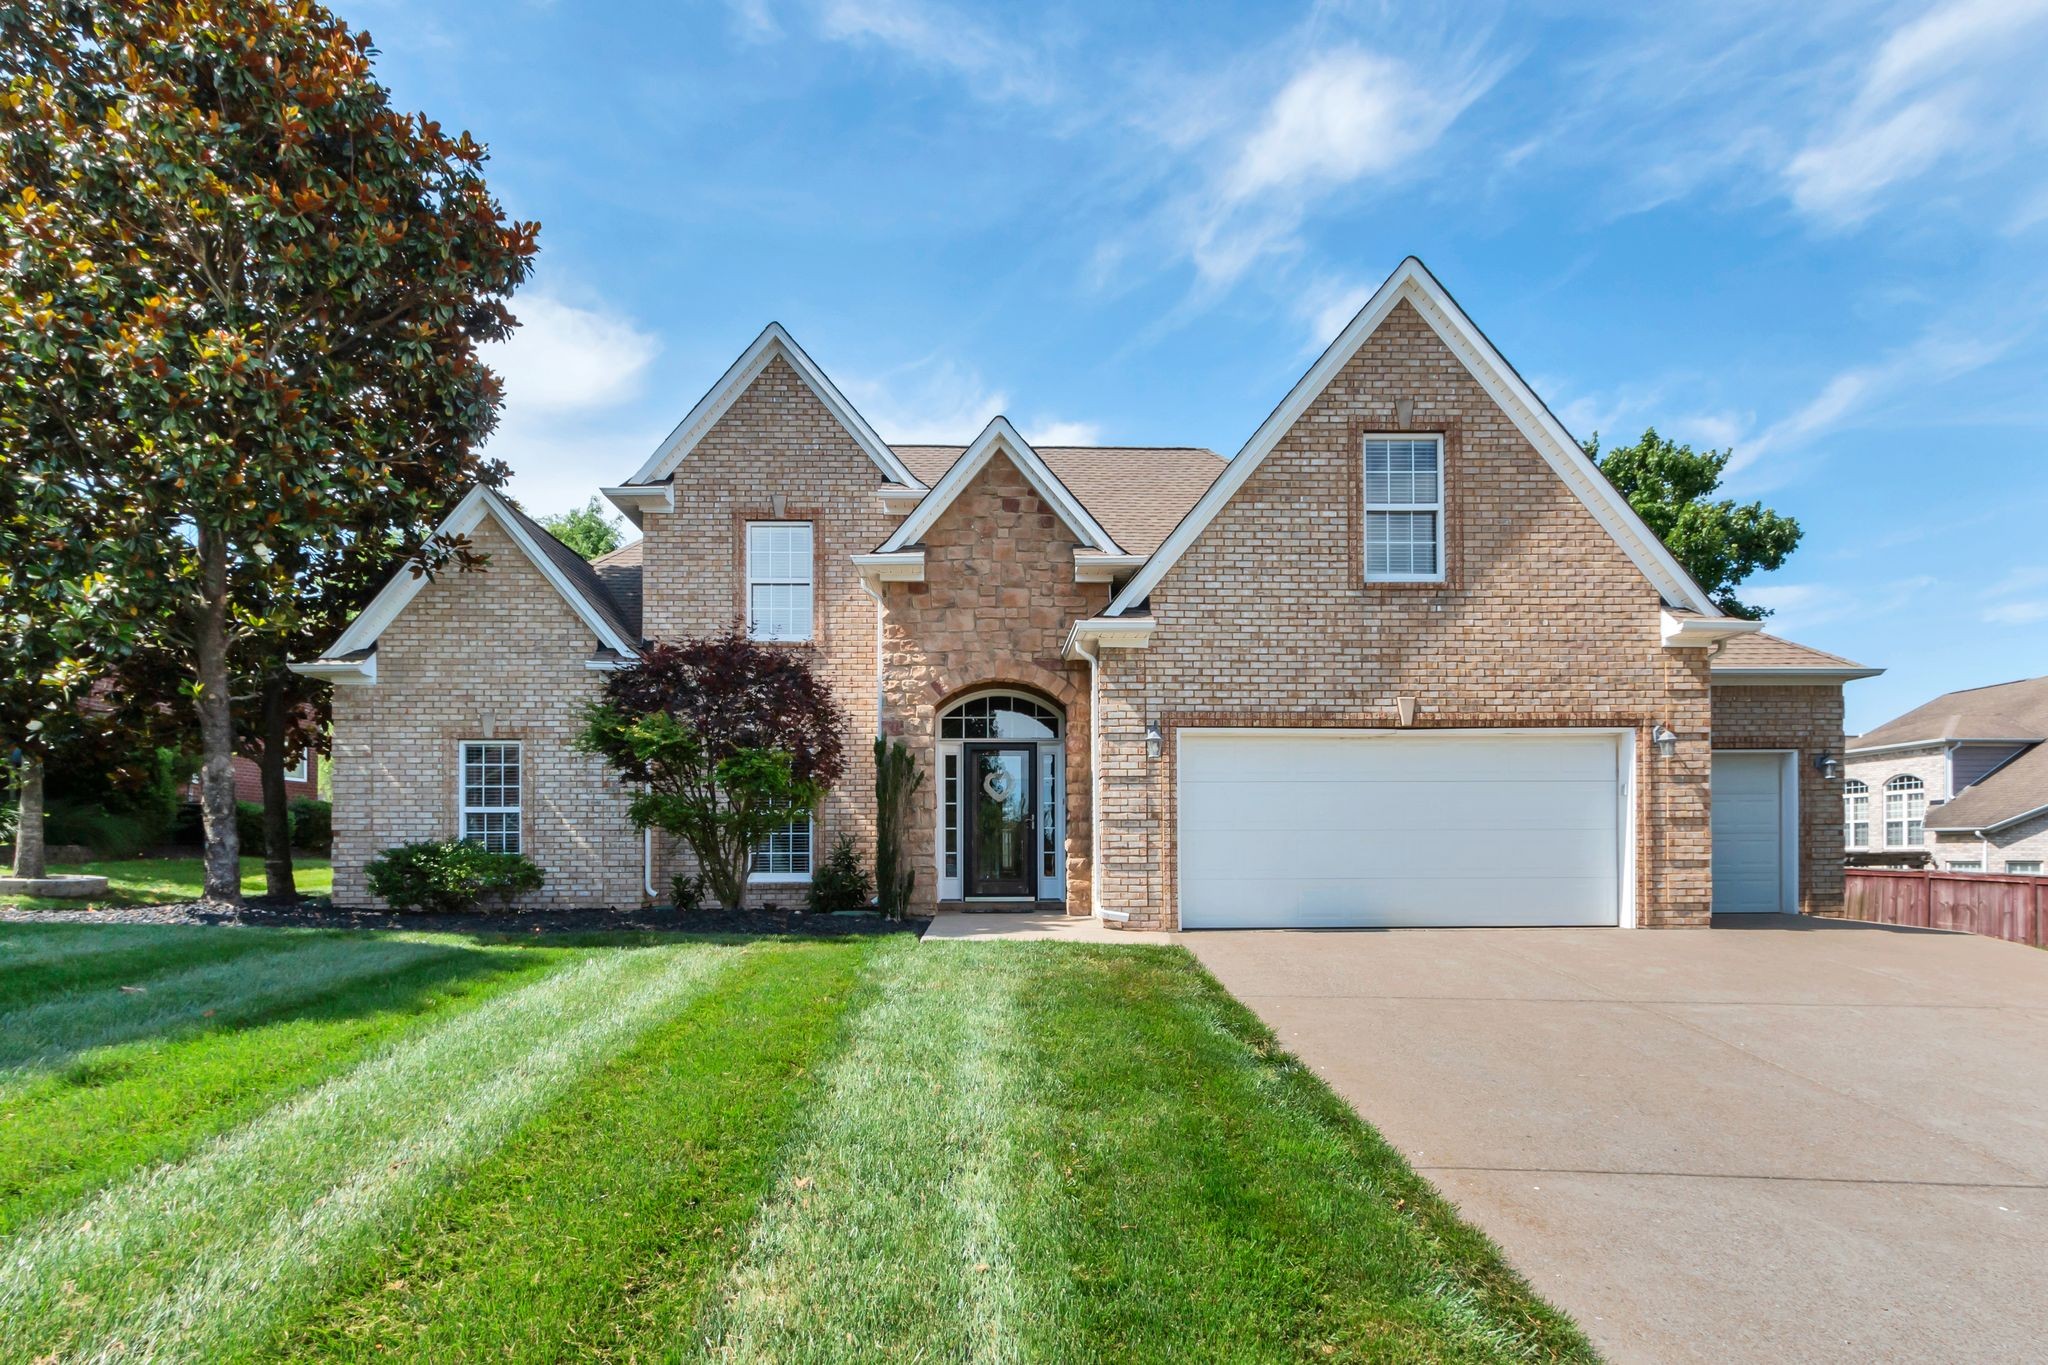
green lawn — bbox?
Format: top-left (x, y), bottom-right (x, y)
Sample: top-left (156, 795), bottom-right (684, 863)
top-left (0, 926), bottom-right (1593, 1363)
top-left (0, 856), bottom-right (332, 909)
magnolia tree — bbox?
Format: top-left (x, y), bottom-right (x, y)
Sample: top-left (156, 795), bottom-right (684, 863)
top-left (0, 0), bottom-right (537, 903)
top-left (578, 631), bottom-right (847, 912)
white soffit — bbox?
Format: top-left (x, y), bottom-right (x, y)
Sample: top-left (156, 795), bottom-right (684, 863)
top-left (1104, 257), bottom-right (1720, 618)
top-left (878, 416), bottom-right (1122, 555)
top-left (626, 323), bottom-right (921, 489)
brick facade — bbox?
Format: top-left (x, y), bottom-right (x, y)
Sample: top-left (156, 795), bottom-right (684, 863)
top-left (1710, 684), bottom-right (1847, 914)
top-left (1843, 744), bottom-right (1948, 859)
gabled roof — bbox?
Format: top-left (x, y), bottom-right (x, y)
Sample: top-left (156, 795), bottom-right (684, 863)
top-left (1852, 674), bottom-right (2048, 750)
top-left (1926, 743), bottom-right (2048, 833)
top-left (1102, 257), bottom-right (1721, 618)
top-left (311, 486), bottom-right (641, 665)
top-left (877, 417), bottom-right (1121, 554)
top-left (588, 539), bottom-right (644, 640)
top-left (892, 444), bottom-right (1225, 556)
top-left (625, 323), bottom-right (921, 489)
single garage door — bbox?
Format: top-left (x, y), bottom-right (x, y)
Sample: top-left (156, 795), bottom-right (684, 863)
top-left (1710, 751), bottom-right (1792, 914)
top-left (1178, 730), bottom-right (1627, 929)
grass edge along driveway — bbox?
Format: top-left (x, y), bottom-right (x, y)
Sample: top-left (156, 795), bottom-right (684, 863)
top-left (0, 928), bottom-right (1592, 1363)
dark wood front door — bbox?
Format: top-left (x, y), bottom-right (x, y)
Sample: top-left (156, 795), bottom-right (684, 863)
top-left (965, 743), bottom-right (1036, 898)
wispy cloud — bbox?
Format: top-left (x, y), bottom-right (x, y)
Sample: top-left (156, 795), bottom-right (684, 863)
top-left (1983, 599), bottom-right (2048, 624)
top-left (809, 0), bottom-right (1060, 103)
top-left (1295, 275), bottom-right (1375, 352)
top-left (840, 357), bottom-right (1100, 446)
top-left (1745, 575), bottom-right (1938, 634)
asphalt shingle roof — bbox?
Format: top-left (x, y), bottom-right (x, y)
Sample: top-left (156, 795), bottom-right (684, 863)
top-left (890, 444), bottom-right (1227, 555)
top-left (1710, 633), bottom-right (1871, 672)
top-left (1853, 674), bottom-right (2048, 749)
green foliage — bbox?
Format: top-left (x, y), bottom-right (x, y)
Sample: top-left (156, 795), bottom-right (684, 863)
top-left (807, 834), bottom-right (874, 913)
top-left (43, 800), bottom-right (155, 859)
top-left (873, 738), bottom-right (923, 919)
top-left (538, 498), bottom-right (626, 561)
top-left (364, 841), bottom-right (544, 914)
top-left (1586, 428), bottom-right (1802, 619)
top-left (290, 799), bottom-right (333, 855)
top-left (669, 871), bottom-right (708, 912)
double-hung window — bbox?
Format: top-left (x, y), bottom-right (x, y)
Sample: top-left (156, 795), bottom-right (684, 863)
top-left (1364, 436), bottom-right (1444, 582)
top-left (747, 522), bottom-right (814, 641)
top-left (751, 814), bottom-right (812, 881)
top-left (461, 741), bottom-right (522, 854)
top-left (1843, 779), bottom-right (1869, 848)
top-left (1882, 775), bottom-right (1925, 848)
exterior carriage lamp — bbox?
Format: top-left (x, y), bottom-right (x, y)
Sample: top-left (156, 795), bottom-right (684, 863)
top-left (1144, 723), bottom-right (1164, 759)
top-left (1651, 724), bottom-right (1679, 759)
top-left (1815, 751), bottom-right (1842, 780)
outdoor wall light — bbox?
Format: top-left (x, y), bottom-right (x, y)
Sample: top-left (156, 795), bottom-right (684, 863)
top-left (1651, 724), bottom-right (1678, 759)
top-left (1144, 722), bottom-right (1164, 759)
top-left (1815, 751), bottom-right (1842, 780)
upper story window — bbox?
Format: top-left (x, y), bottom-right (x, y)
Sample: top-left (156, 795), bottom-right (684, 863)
top-left (1882, 774), bottom-right (1925, 848)
top-left (1364, 436), bottom-right (1444, 582)
top-left (747, 522), bottom-right (813, 641)
top-left (1843, 779), bottom-right (1869, 849)
top-left (461, 741), bottom-right (522, 854)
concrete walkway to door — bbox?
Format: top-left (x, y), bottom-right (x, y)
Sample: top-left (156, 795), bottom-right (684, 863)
top-left (1185, 916), bottom-right (2048, 1364)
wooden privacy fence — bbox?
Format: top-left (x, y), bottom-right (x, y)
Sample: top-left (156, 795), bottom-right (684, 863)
top-left (1837, 869), bottom-right (2048, 948)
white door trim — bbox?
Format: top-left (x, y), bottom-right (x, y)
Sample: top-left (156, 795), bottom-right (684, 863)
top-left (1710, 748), bottom-right (1800, 915)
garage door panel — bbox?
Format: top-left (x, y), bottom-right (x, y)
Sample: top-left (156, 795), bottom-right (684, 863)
top-left (1711, 752), bottom-right (1789, 915)
top-left (1177, 731), bottom-right (1625, 930)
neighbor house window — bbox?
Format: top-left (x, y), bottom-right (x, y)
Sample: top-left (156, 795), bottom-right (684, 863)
top-left (1883, 775), bottom-right (1925, 848)
top-left (751, 814), bottom-right (812, 880)
top-left (460, 741), bottom-right (521, 854)
top-left (1843, 779), bottom-right (1869, 848)
top-left (2008, 861), bottom-right (2043, 875)
top-left (1948, 861), bottom-right (1982, 872)
top-left (284, 752), bottom-right (311, 783)
top-left (1364, 436), bottom-right (1444, 582)
top-left (747, 522), bottom-right (814, 641)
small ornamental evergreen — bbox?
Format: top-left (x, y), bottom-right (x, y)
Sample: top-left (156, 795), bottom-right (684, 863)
top-left (807, 835), bottom-right (874, 913)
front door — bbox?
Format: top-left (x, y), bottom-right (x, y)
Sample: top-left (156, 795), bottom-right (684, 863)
top-left (965, 743), bottom-right (1036, 898)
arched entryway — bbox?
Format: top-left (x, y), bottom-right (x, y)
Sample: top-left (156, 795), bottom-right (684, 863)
top-left (937, 690), bottom-right (1066, 902)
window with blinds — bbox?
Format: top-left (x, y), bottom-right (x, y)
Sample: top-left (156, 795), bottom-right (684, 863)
top-left (460, 741), bottom-right (522, 854)
top-left (746, 522), bottom-right (814, 641)
top-left (1364, 436), bottom-right (1444, 582)
top-left (750, 814), bottom-right (813, 880)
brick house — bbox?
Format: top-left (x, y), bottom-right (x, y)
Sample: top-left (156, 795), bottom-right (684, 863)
top-left (1844, 675), bottom-right (2048, 874)
top-left (296, 258), bottom-right (1878, 928)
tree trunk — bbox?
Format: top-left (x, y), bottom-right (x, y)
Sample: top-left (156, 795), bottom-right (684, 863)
top-left (258, 673), bottom-right (296, 901)
top-left (194, 526), bottom-right (241, 905)
top-left (12, 755), bottom-right (46, 879)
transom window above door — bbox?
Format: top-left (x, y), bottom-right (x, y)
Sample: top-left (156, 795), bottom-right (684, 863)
top-left (746, 522), bottom-right (813, 641)
top-left (939, 692), bottom-right (1061, 740)
top-left (1364, 435), bottom-right (1444, 582)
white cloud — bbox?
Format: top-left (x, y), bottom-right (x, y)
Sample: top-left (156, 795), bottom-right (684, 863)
top-left (1745, 575), bottom-right (1937, 634)
top-left (1026, 419), bottom-right (1105, 446)
top-left (485, 293), bottom-right (660, 415)
top-left (1296, 276), bottom-right (1375, 352)
top-left (1986, 565), bottom-right (2048, 596)
top-left (1984, 599), bottom-right (2048, 623)
top-left (840, 356), bottom-right (1102, 446)
top-left (812, 0), bottom-right (1056, 103)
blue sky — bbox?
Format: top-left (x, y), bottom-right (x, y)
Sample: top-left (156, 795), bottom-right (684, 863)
top-left (356, 0), bottom-right (2048, 733)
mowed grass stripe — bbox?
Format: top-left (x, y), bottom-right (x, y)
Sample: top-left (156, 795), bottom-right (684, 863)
top-left (0, 940), bottom-right (745, 1364)
top-left (0, 938), bottom-right (577, 1237)
top-left (274, 938), bottom-right (877, 1363)
top-left (0, 933), bottom-right (458, 1078)
top-left (0, 925), bottom-right (290, 1009)
top-left (702, 938), bottom-right (1067, 1362)
top-left (1016, 945), bottom-right (1593, 1363)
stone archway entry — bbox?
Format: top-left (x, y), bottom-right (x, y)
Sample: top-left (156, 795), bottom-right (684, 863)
top-left (937, 691), bottom-right (1065, 903)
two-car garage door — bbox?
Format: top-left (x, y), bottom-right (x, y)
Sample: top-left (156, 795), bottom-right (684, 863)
top-left (1177, 730), bottom-right (1628, 929)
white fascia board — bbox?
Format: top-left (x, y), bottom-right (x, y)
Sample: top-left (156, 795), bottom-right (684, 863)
top-left (1710, 668), bottom-right (1885, 686)
top-left (1074, 551), bottom-right (1147, 583)
top-left (324, 486), bottom-right (638, 661)
top-left (1105, 258), bottom-right (1720, 618)
top-left (878, 417), bottom-right (1121, 555)
top-left (1062, 616), bottom-right (1156, 660)
top-left (600, 483), bottom-right (674, 529)
top-left (288, 654), bottom-right (377, 686)
top-left (877, 485), bottom-right (926, 513)
top-left (1662, 611), bottom-right (1765, 647)
top-left (626, 323), bottom-right (922, 489)
top-left (1848, 737), bottom-right (2037, 756)
top-left (852, 550), bottom-right (926, 584)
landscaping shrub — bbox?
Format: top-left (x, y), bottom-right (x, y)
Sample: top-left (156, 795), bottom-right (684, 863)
top-left (364, 840), bottom-right (544, 913)
top-left (43, 799), bottom-right (155, 859)
top-left (43, 747), bottom-right (195, 857)
top-left (290, 798), bottom-right (332, 854)
top-left (807, 834), bottom-right (873, 913)
top-left (236, 800), bottom-right (270, 850)
top-left (669, 870), bottom-right (708, 912)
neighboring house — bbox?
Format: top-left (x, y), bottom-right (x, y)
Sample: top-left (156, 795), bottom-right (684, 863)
top-left (1845, 676), bottom-right (2048, 874)
top-left (294, 258), bottom-right (1880, 929)
top-left (183, 754), bottom-right (320, 805)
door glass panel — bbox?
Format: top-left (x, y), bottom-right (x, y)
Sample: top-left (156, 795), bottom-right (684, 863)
top-left (969, 747), bottom-right (1032, 894)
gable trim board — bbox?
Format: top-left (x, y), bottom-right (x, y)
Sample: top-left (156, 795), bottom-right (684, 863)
top-left (625, 322), bottom-right (923, 491)
top-left (1105, 257), bottom-right (1721, 620)
top-left (876, 417), bottom-right (1122, 556)
top-left (291, 485), bottom-right (640, 683)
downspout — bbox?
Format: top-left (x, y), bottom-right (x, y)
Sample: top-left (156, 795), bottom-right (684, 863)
top-left (644, 826), bottom-right (657, 901)
top-left (1072, 630), bottom-right (1128, 924)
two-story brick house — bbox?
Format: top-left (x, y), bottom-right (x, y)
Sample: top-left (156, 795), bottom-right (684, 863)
top-left (296, 258), bottom-right (1878, 929)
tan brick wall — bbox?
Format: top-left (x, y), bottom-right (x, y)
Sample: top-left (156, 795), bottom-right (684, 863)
top-left (1844, 744), bottom-right (1947, 856)
top-left (330, 516), bottom-right (641, 909)
top-left (877, 450), bottom-right (1107, 913)
top-left (1932, 812), bottom-right (2048, 872)
top-left (1711, 684), bottom-right (1847, 914)
top-left (1093, 298), bottom-right (1715, 930)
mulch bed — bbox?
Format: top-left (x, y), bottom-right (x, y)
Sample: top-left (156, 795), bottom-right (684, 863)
top-left (0, 897), bottom-right (930, 938)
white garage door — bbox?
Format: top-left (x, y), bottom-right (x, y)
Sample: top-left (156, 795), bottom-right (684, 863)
top-left (1710, 751), bottom-right (1792, 914)
top-left (1177, 730), bottom-right (1627, 929)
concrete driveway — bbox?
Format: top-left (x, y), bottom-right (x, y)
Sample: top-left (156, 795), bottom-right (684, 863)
top-left (1184, 916), bottom-right (2048, 1364)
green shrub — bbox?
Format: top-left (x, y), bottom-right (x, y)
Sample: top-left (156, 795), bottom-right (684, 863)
top-left (290, 798), bottom-right (332, 854)
top-left (236, 800), bottom-right (269, 850)
top-left (44, 799), bottom-right (155, 858)
top-left (669, 870), bottom-right (708, 912)
top-left (807, 834), bottom-right (873, 913)
top-left (364, 840), bottom-right (544, 913)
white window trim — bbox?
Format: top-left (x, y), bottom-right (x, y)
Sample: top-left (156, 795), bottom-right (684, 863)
top-left (745, 521), bottom-right (815, 642)
top-left (1363, 433), bottom-right (1446, 584)
top-left (458, 740), bottom-right (523, 855)
top-left (2006, 861), bottom-right (2042, 875)
top-left (1948, 860), bottom-right (1983, 872)
top-left (1843, 779), bottom-right (1870, 850)
top-left (1883, 775), bottom-right (1926, 849)
top-left (750, 814), bottom-right (814, 883)
top-left (284, 753), bottom-right (311, 783)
